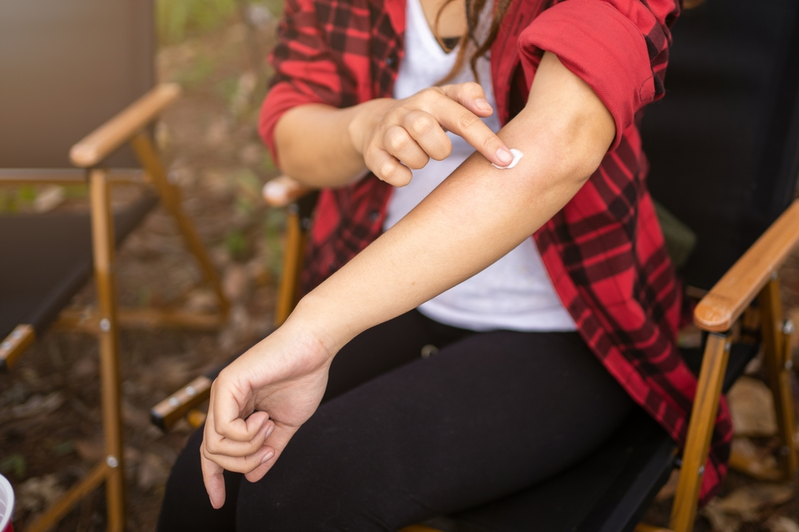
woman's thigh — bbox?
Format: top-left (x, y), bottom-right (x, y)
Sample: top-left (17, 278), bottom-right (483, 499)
top-left (158, 310), bottom-right (461, 531)
top-left (235, 330), bottom-right (633, 531)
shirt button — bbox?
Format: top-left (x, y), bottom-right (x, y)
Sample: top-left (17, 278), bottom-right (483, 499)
top-left (369, 211), bottom-right (380, 222)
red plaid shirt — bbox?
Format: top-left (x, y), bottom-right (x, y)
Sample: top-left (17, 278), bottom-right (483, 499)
top-left (259, 0), bottom-right (732, 502)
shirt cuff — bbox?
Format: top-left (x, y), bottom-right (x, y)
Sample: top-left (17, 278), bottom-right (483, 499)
top-left (519, 0), bottom-right (656, 149)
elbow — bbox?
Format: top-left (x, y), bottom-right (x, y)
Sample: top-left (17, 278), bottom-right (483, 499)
top-left (545, 119), bottom-right (613, 187)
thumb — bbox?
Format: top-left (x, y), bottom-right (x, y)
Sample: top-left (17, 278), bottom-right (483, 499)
top-left (243, 422), bottom-right (299, 483)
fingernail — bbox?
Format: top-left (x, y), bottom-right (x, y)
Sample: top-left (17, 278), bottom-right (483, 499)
top-left (261, 450), bottom-right (275, 464)
top-left (265, 425), bottom-right (275, 439)
top-left (475, 98), bottom-right (491, 112)
top-left (496, 148), bottom-right (513, 165)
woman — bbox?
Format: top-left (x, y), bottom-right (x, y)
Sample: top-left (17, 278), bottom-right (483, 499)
top-left (159, 0), bottom-right (732, 529)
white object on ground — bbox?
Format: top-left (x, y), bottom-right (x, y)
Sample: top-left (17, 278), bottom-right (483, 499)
top-left (492, 148), bottom-right (524, 169)
top-left (0, 473), bottom-right (14, 532)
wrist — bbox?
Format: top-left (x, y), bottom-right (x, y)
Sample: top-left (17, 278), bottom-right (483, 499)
top-left (282, 293), bottom-right (358, 362)
top-left (347, 98), bottom-right (394, 156)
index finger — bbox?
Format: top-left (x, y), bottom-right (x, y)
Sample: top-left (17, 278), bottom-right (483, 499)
top-left (430, 91), bottom-right (513, 168)
top-left (201, 450), bottom-right (227, 509)
top-left (210, 378), bottom-right (270, 442)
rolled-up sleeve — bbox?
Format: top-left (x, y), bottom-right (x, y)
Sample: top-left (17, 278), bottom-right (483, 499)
top-left (519, 0), bottom-right (679, 149)
top-left (258, 0), bottom-right (355, 165)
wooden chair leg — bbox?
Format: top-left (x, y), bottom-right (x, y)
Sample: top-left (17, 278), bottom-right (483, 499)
top-left (759, 276), bottom-right (798, 477)
top-left (670, 332), bottom-right (730, 532)
top-left (89, 168), bottom-right (127, 532)
top-left (275, 205), bottom-right (305, 326)
top-left (130, 131), bottom-right (230, 320)
top-left (24, 169), bottom-right (127, 532)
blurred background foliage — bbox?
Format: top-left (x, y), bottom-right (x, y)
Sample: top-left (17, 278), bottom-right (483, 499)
top-left (157, 0), bottom-right (283, 45)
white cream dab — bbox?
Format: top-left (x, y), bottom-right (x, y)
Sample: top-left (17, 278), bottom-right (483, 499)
top-left (492, 148), bottom-right (524, 169)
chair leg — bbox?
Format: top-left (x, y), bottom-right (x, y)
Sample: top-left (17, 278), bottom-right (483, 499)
top-left (275, 205), bottom-right (305, 326)
top-left (670, 332), bottom-right (730, 532)
top-left (27, 169), bottom-right (128, 531)
top-left (758, 275), bottom-right (798, 477)
top-left (130, 131), bottom-right (230, 320)
top-left (89, 168), bottom-right (126, 532)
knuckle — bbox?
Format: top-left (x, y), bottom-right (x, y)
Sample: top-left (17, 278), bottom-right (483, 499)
top-left (378, 161), bottom-right (396, 182)
top-left (458, 112), bottom-right (480, 131)
top-left (418, 87), bottom-right (441, 103)
top-left (409, 115), bottom-right (435, 137)
top-left (386, 132), bottom-right (409, 153)
top-left (481, 134), bottom-right (500, 151)
top-left (386, 107), bottom-right (404, 123)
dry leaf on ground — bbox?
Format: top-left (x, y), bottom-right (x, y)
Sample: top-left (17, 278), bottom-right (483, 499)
top-left (727, 376), bottom-right (778, 436)
top-left (16, 475), bottom-right (64, 514)
top-left (7, 392), bottom-right (64, 421)
top-left (655, 469), bottom-right (680, 502)
top-left (768, 516), bottom-right (799, 532)
top-left (729, 437), bottom-right (781, 480)
top-left (33, 186), bottom-right (66, 213)
top-left (716, 483), bottom-right (794, 521)
top-left (701, 498), bottom-right (741, 532)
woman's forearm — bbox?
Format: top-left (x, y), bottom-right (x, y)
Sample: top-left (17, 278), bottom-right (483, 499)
top-left (274, 84), bottom-right (515, 188)
top-left (272, 101), bottom-right (378, 187)
top-left (288, 52), bottom-right (616, 355)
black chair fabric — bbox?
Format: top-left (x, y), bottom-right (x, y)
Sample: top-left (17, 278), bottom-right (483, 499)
top-left (0, 194), bottom-right (158, 339)
top-left (643, 0), bottom-right (799, 290)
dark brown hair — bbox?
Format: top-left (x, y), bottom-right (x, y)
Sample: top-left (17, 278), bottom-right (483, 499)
top-left (435, 0), bottom-right (515, 84)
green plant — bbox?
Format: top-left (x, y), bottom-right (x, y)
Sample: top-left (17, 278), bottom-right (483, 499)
top-left (224, 229), bottom-right (249, 262)
top-left (262, 207), bottom-right (286, 278)
top-left (158, 0), bottom-right (238, 45)
top-left (0, 453), bottom-right (26, 479)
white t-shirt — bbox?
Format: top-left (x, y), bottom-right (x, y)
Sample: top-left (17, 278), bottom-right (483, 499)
top-left (384, 0), bottom-right (575, 332)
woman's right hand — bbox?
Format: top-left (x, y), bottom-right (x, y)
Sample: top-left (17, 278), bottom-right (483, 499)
top-left (349, 82), bottom-right (515, 186)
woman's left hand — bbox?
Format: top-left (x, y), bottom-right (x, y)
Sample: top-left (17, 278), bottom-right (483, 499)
top-left (199, 318), bottom-right (337, 509)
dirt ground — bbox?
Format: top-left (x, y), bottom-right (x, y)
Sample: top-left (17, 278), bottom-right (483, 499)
top-left (2, 11), bottom-right (799, 532)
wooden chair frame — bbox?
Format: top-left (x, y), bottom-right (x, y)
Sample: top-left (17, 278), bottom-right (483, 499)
top-left (151, 175), bottom-right (799, 532)
top-left (0, 83), bottom-right (229, 532)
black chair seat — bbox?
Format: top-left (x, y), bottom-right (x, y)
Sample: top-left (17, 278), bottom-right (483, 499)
top-left (429, 342), bottom-right (757, 532)
top-left (0, 193), bottom-right (158, 340)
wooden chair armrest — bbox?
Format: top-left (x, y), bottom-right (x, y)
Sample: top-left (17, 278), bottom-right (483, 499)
top-left (69, 83), bottom-right (181, 168)
top-left (149, 375), bottom-right (211, 431)
top-left (694, 199), bottom-right (799, 332)
top-left (262, 175), bottom-right (316, 207)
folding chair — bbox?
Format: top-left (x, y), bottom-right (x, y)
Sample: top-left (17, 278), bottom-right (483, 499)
top-left (0, 1), bottom-right (228, 530)
top-left (151, 0), bottom-right (799, 530)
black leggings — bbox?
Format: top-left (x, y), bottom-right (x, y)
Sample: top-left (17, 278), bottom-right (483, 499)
top-left (158, 310), bottom-right (634, 531)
